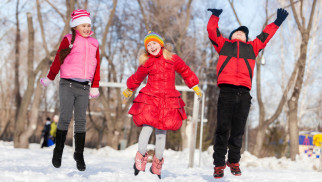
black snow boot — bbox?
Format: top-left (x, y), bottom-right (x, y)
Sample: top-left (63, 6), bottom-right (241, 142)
top-left (52, 129), bottom-right (67, 168)
top-left (74, 132), bottom-right (86, 171)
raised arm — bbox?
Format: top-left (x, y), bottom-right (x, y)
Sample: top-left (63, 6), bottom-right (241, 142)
top-left (251, 8), bottom-right (288, 56)
top-left (207, 9), bottom-right (227, 53)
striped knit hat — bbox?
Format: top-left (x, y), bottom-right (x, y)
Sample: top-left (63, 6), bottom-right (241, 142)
top-left (70, 9), bottom-right (91, 28)
top-left (144, 31), bottom-right (164, 50)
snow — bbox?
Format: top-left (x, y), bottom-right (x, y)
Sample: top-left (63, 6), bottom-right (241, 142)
top-left (1, 141), bottom-right (321, 182)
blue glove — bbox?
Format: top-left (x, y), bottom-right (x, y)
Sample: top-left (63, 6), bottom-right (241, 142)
top-left (274, 8), bottom-right (288, 26)
top-left (207, 9), bottom-right (223, 17)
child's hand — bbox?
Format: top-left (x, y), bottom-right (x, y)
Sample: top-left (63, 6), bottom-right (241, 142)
top-left (40, 77), bottom-right (52, 87)
top-left (207, 9), bottom-right (223, 17)
top-left (122, 88), bottom-right (133, 103)
top-left (192, 85), bottom-right (203, 101)
top-left (274, 8), bottom-right (288, 26)
top-left (89, 88), bottom-right (100, 99)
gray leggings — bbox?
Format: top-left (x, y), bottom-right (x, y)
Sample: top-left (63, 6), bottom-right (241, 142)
top-left (138, 125), bottom-right (167, 160)
top-left (57, 79), bottom-right (90, 133)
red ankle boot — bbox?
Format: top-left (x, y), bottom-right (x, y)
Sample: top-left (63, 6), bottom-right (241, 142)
top-left (226, 161), bottom-right (241, 176)
top-left (214, 165), bottom-right (226, 179)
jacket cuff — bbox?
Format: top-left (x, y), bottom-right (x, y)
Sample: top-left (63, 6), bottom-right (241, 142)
top-left (91, 80), bottom-right (99, 88)
top-left (273, 19), bottom-right (283, 27)
top-left (47, 71), bottom-right (56, 80)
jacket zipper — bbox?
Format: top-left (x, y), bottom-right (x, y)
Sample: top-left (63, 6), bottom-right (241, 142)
top-left (237, 41), bottom-right (240, 85)
top-left (85, 38), bottom-right (88, 79)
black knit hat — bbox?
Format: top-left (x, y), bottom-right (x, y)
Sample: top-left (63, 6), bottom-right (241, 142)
top-left (229, 26), bottom-right (249, 42)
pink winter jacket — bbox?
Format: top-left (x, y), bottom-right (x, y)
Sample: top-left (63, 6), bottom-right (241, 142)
top-left (59, 33), bottom-right (99, 81)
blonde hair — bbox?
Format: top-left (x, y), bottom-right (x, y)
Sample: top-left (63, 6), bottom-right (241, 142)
top-left (139, 43), bottom-right (174, 65)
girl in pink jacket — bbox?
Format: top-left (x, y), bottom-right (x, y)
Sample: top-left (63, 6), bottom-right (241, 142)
top-left (122, 31), bottom-right (203, 179)
top-left (40, 9), bottom-right (100, 171)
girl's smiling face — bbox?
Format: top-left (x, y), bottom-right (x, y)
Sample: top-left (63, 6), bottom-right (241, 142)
top-left (74, 23), bottom-right (91, 37)
top-left (147, 41), bottom-right (162, 56)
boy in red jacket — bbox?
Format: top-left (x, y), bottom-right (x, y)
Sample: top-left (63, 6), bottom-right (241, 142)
top-left (207, 8), bottom-right (288, 179)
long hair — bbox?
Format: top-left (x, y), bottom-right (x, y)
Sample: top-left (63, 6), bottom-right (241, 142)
top-left (59, 28), bottom-right (76, 64)
top-left (139, 43), bottom-right (174, 65)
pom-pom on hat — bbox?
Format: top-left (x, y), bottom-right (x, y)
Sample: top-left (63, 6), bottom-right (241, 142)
top-left (70, 9), bottom-right (91, 28)
top-left (144, 31), bottom-right (164, 50)
top-left (229, 26), bottom-right (249, 42)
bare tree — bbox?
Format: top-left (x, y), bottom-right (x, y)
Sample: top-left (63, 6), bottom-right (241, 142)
top-left (287, 0), bottom-right (318, 160)
top-left (13, 12), bottom-right (35, 148)
top-left (14, 0), bottom-right (76, 148)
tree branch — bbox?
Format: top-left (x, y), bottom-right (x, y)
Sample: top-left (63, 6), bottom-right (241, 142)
top-left (290, 0), bottom-right (304, 33)
top-left (101, 0), bottom-right (118, 60)
top-left (306, 0), bottom-right (318, 33)
top-left (44, 0), bottom-right (65, 21)
top-left (267, 0), bottom-right (300, 22)
top-left (36, 0), bottom-right (49, 56)
top-left (176, 0), bottom-right (192, 56)
top-left (265, 60), bottom-right (299, 126)
top-left (137, 0), bottom-right (149, 31)
top-left (300, 0), bottom-right (305, 28)
top-left (227, 0), bottom-right (242, 26)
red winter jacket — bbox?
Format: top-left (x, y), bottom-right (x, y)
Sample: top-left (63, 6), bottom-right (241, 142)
top-left (207, 15), bottom-right (279, 90)
top-left (127, 50), bottom-right (199, 130)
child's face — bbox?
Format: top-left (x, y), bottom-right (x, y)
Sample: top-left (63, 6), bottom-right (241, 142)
top-left (74, 23), bottom-right (91, 37)
top-left (147, 41), bottom-right (161, 56)
top-left (231, 31), bottom-right (246, 42)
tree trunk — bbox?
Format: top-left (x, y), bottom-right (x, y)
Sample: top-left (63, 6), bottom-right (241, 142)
top-left (287, 0), bottom-right (317, 160)
top-left (20, 64), bottom-right (48, 148)
top-left (106, 129), bottom-right (121, 149)
top-left (288, 97), bottom-right (299, 160)
top-left (253, 124), bottom-right (266, 157)
top-left (288, 39), bottom-right (308, 160)
top-left (14, 0), bottom-right (22, 120)
top-left (253, 56), bottom-right (265, 156)
top-left (14, 12), bottom-right (35, 148)
top-left (127, 119), bottom-right (140, 146)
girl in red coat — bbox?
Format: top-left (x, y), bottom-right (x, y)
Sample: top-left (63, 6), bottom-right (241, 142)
top-left (122, 31), bottom-right (203, 179)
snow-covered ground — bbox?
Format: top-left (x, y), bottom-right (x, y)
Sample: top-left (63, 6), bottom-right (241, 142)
top-left (1, 141), bottom-right (321, 182)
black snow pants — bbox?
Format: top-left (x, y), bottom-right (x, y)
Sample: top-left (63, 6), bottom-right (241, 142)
top-left (213, 84), bottom-right (252, 166)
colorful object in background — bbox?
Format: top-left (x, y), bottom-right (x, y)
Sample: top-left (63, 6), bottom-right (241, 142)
top-left (299, 132), bottom-right (322, 159)
top-left (48, 138), bottom-right (54, 147)
top-left (313, 134), bottom-right (322, 147)
top-left (299, 134), bottom-right (313, 145)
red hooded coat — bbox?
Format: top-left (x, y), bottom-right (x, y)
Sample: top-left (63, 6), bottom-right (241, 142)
top-left (127, 49), bottom-right (199, 130)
